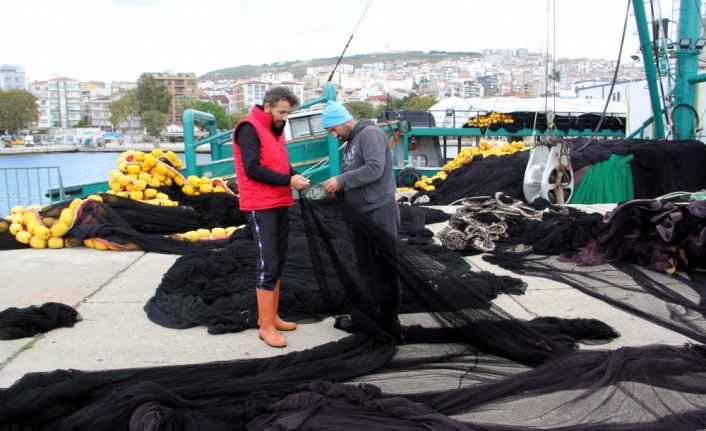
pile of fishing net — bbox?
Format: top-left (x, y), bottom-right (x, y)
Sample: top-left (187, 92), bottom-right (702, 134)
top-left (418, 138), bottom-right (706, 205)
top-left (4, 185), bottom-right (706, 429)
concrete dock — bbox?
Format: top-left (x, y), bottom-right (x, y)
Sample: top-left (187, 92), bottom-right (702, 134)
top-left (0, 204), bottom-right (694, 389)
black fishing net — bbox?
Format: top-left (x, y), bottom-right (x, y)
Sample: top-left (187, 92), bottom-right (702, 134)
top-left (2, 139), bottom-right (706, 429)
top-left (6, 185), bottom-right (706, 430)
top-left (0, 303), bottom-right (81, 340)
top-left (421, 138), bottom-right (706, 205)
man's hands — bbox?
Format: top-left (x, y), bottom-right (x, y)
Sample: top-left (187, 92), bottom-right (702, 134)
top-left (323, 177), bottom-right (341, 194)
top-left (290, 174), bottom-right (310, 191)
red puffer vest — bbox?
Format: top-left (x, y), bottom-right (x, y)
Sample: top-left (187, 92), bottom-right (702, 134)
top-left (232, 106), bottom-right (294, 211)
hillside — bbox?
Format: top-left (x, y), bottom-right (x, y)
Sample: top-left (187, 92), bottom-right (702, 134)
top-left (200, 51), bottom-right (482, 81)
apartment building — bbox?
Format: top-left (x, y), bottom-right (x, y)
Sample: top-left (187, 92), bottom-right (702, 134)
top-left (152, 72), bottom-right (199, 124)
top-left (28, 77), bottom-right (82, 128)
top-left (0, 64), bottom-right (27, 90)
top-left (233, 81), bottom-right (304, 110)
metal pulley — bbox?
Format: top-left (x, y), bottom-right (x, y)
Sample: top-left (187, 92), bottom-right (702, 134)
top-left (522, 111), bottom-right (574, 205)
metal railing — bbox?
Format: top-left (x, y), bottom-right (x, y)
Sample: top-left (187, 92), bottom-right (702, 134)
top-left (0, 167), bottom-right (64, 215)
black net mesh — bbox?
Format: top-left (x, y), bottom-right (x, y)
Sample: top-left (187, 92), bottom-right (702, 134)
top-left (2, 170), bottom-right (706, 429)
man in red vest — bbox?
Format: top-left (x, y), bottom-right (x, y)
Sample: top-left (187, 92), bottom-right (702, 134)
top-left (232, 87), bottom-right (310, 348)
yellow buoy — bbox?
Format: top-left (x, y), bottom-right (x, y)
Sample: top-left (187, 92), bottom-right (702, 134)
top-left (51, 221), bottom-right (69, 237)
top-left (69, 198), bottom-right (83, 210)
top-left (26, 219), bottom-right (39, 235)
top-left (182, 185), bottom-right (194, 196)
top-left (16, 230), bottom-right (32, 244)
top-left (184, 231), bottom-right (200, 242)
top-left (59, 208), bottom-right (74, 226)
top-left (30, 236), bottom-right (47, 249)
top-left (33, 225), bottom-right (51, 240)
top-left (10, 222), bottom-right (23, 235)
top-left (154, 163), bottom-right (168, 176)
top-left (132, 179), bottom-right (147, 191)
top-left (22, 211), bottom-right (37, 225)
top-left (211, 227), bottom-right (227, 238)
top-left (196, 228), bottom-right (211, 239)
top-left (187, 175), bottom-right (201, 187)
top-left (126, 164), bottom-right (141, 175)
top-left (48, 237), bottom-right (64, 249)
top-left (151, 148), bottom-right (164, 158)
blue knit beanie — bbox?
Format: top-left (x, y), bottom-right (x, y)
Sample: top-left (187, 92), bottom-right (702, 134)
top-left (321, 100), bottom-right (353, 129)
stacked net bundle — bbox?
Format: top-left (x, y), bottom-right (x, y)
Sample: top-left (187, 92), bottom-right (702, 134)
top-left (419, 138), bottom-right (706, 205)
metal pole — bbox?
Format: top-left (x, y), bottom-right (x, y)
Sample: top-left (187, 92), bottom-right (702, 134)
top-left (632, 0), bottom-right (666, 138)
top-left (673, 0), bottom-right (702, 139)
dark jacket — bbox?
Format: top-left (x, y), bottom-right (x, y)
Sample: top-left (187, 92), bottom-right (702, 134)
top-left (336, 119), bottom-right (397, 213)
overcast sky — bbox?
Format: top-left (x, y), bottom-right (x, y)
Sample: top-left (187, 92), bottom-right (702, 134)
top-left (3, 0), bottom-right (669, 83)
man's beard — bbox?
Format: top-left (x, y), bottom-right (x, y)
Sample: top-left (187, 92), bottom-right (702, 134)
top-left (271, 121), bottom-right (286, 136)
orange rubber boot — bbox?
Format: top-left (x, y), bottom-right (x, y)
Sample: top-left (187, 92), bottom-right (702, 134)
top-left (258, 281), bottom-right (297, 331)
top-left (274, 281), bottom-right (297, 331)
top-left (256, 289), bottom-right (286, 348)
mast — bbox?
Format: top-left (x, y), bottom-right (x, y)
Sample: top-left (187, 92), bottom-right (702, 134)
top-left (633, 0), bottom-right (704, 140)
top-left (673, 0), bottom-right (703, 139)
top-left (632, 0), bottom-right (666, 138)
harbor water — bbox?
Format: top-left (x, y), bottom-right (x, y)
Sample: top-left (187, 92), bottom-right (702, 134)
top-left (0, 151), bottom-right (212, 215)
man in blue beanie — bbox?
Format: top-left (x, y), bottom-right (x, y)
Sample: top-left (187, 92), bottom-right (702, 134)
top-left (321, 100), bottom-right (402, 341)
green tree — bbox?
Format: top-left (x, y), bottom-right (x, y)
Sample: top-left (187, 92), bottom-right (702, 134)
top-left (194, 100), bottom-right (233, 130)
top-left (344, 101), bottom-right (375, 119)
top-left (109, 90), bottom-right (139, 132)
top-left (400, 94), bottom-right (438, 111)
top-left (136, 73), bottom-right (171, 115)
top-left (230, 106), bottom-right (250, 125)
top-left (0, 89), bottom-right (39, 134)
top-left (175, 96), bottom-right (199, 123)
top-left (141, 110), bottom-right (168, 142)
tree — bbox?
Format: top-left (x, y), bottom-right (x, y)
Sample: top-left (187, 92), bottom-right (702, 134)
top-left (0, 89), bottom-right (39, 134)
top-left (230, 106), bottom-right (250, 125)
top-left (175, 96), bottom-right (199, 124)
top-left (141, 110), bottom-right (168, 144)
top-left (194, 100), bottom-right (233, 130)
top-left (344, 101), bottom-right (375, 119)
top-left (400, 94), bottom-right (438, 111)
top-left (109, 90), bottom-right (139, 131)
top-left (136, 73), bottom-right (171, 115)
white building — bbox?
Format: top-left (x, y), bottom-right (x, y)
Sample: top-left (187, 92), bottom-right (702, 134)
top-left (28, 81), bottom-right (51, 129)
top-left (0, 64), bottom-right (27, 90)
top-left (47, 77), bottom-right (82, 128)
top-left (233, 81), bottom-right (304, 109)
